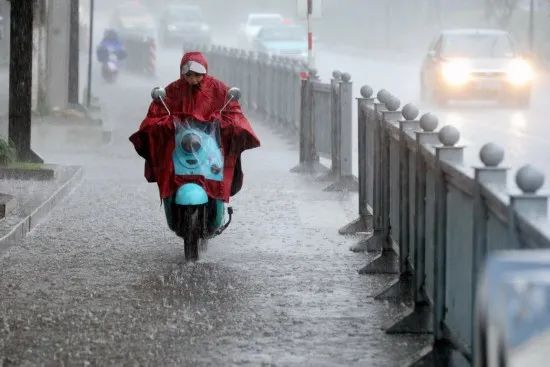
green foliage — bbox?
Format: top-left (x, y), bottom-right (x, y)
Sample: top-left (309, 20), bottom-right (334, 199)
top-left (0, 137), bottom-right (16, 166)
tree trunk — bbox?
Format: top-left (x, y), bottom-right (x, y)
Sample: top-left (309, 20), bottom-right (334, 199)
top-left (8, 0), bottom-right (43, 163)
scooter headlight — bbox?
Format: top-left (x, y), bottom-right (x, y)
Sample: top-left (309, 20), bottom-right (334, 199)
top-left (181, 133), bottom-right (202, 153)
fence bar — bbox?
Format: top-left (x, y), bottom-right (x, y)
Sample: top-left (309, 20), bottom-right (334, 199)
top-left (375, 104), bottom-right (421, 303)
top-left (358, 107), bottom-right (402, 274)
top-left (340, 86), bottom-right (375, 235)
top-left (324, 73), bottom-right (358, 192)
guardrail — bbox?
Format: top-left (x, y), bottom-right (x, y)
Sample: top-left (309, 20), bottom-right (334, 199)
top-left (343, 86), bottom-right (550, 366)
top-left (203, 45), bottom-right (357, 190)
top-left (195, 44), bottom-right (550, 366)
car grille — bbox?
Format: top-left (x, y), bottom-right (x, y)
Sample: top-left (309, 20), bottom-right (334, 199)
top-left (471, 71), bottom-right (506, 78)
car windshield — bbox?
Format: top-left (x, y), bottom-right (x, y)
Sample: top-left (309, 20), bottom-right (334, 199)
top-left (249, 16), bottom-right (283, 27)
top-left (259, 26), bottom-right (306, 41)
top-left (441, 33), bottom-right (515, 58)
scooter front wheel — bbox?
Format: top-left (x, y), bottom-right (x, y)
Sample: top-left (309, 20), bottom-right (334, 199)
top-left (183, 206), bottom-right (201, 261)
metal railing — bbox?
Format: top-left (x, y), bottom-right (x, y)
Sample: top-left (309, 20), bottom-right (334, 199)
top-left (202, 45), bottom-right (357, 190)
top-left (342, 86), bottom-right (550, 366)
top-left (205, 46), bottom-right (303, 133)
top-left (197, 44), bottom-right (550, 365)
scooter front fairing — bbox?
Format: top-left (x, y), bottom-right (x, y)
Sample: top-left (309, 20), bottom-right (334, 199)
top-left (164, 117), bottom-right (229, 236)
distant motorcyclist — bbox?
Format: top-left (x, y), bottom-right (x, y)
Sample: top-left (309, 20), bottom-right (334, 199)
top-left (97, 29), bottom-right (127, 64)
top-left (129, 51), bottom-right (260, 202)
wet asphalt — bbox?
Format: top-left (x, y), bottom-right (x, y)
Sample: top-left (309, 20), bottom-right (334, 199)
top-left (0, 45), bottom-right (430, 366)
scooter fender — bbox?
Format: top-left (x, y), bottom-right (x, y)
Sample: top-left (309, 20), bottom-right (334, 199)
top-left (174, 183), bottom-right (208, 205)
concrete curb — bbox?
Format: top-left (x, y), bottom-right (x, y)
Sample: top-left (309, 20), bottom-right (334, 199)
top-left (0, 166), bottom-right (84, 254)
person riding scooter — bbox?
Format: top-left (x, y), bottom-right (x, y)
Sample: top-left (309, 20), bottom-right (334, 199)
top-left (96, 29), bottom-right (127, 82)
top-left (129, 51), bottom-right (260, 209)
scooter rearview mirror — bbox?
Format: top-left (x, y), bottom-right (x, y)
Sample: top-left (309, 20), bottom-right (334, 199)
top-left (151, 87), bottom-right (171, 115)
top-left (151, 87), bottom-right (167, 102)
top-left (219, 87), bottom-right (242, 114)
top-left (227, 87), bottom-right (241, 102)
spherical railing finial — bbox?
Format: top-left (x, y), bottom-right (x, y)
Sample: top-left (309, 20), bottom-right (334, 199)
top-left (377, 89), bottom-right (391, 104)
top-left (438, 125), bottom-right (460, 147)
top-left (479, 143), bottom-right (504, 167)
top-left (516, 165), bottom-right (545, 194)
top-left (333, 70), bottom-right (342, 80)
top-left (419, 113), bottom-right (438, 132)
top-left (402, 103), bottom-right (419, 121)
top-left (386, 95), bottom-right (401, 112)
top-left (341, 72), bottom-right (351, 82)
top-left (360, 85), bottom-right (374, 99)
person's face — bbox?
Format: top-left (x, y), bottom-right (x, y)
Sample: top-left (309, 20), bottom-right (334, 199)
top-left (183, 71), bottom-right (205, 86)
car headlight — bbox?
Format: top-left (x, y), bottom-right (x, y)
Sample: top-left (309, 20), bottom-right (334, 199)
top-left (167, 24), bottom-right (177, 31)
top-left (201, 24), bottom-right (210, 32)
top-left (441, 59), bottom-right (471, 87)
top-left (507, 58), bottom-right (534, 86)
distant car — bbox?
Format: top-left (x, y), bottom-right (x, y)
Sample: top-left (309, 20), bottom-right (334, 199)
top-left (253, 25), bottom-right (309, 61)
top-left (110, 2), bottom-right (157, 41)
top-left (420, 29), bottom-right (534, 107)
top-left (158, 4), bottom-right (211, 47)
top-left (239, 13), bottom-right (284, 47)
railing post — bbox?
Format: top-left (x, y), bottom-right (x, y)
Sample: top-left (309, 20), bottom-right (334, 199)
top-left (247, 51), bottom-right (256, 112)
top-left (412, 125), bottom-right (469, 366)
top-left (358, 91), bottom-right (402, 274)
top-left (258, 53), bottom-right (267, 116)
top-left (292, 61), bottom-right (303, 131)
top-left (399, 103), bottom-right (420, 273)
top-left (290, 77), bottom-right (324, 174)
top-left (275, 57), bottom-right (284, 127)
top-left (340, 85), bottom-right (375, 235)
top-left (508, 165), bottom-right (547, 248)
top-left (324, 72), bottom-right (358, 192)
top-left (330, 71), bottom-right (342, 178)
top-left (265, 56), bottom-right (274, 124)
top-left (386, 113), bottom-right (439, 335)
top-left (471, 142), bottom-right (507, 362)
top-left (374, 103), bottom-right (421, 303)
top-left (352, 95), bottom-right (387, 253)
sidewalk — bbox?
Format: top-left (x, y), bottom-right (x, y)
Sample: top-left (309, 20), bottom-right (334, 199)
top-left (0, 112), bottom-right (430, 365)
top-left (0, 164), bottom-right (82, 253)
top-left (0, 110), bottom-right (107, 254)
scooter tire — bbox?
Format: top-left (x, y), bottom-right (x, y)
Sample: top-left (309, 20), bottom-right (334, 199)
top-left (183, 207), bottom-right (201, 261)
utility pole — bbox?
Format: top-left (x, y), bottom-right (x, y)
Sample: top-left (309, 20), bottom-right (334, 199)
top-left (45, 0), bottom-right (70, 112)
top-left (528, 0), bottom-right (535, 54)
top-left (68, 0), bottom-right (80, 105)
top-left (8, 0), bottom-right (42, 163)
top-left (86, 0), bottom-right (95, 107)
top-left (307, 0), bottom-right (313, 68)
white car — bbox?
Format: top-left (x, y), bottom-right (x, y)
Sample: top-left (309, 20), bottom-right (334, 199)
top-left (239, 13), bottom-right (284, 47)
top-left (420, 29), bottom-right (535, 107)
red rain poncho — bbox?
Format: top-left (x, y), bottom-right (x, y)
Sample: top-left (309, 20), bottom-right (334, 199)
top-left (129, 52), bottom-right (260, 202)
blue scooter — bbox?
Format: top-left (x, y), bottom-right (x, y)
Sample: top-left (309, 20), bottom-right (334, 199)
top-left (151, 87), bottom-right (241, 261)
